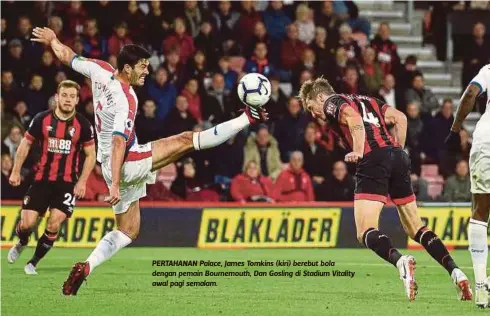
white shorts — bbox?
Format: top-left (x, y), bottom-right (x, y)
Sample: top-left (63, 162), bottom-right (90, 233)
top-left (102, 143), bottom-right (156, 214)
top-left (469, 143), bottom-right (490, 194)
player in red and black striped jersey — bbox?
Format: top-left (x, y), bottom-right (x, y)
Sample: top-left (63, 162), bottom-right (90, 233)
top-left (299, 77), bottom-right (472, 302)
top-left (7, 80), bottom-right (96, 275)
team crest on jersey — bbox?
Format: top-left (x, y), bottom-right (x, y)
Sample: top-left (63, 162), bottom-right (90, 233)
top-left (69, 127), bottom-right (76, 137)
top-left (325, 102), bottom-right (336, 116)
top-left (23, 195), bottom-right (30, 205)
top-left (46, 126), bottom-right (53, 132)
top-left (125, 119), bottom-right (133, 130)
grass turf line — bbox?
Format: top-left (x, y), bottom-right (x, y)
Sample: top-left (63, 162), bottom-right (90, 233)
top-left (1, 248), bottom-right (484, 316)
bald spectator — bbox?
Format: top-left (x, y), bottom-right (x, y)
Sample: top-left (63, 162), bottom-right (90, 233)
top-left (370, 22), bottom-right (400, 76)
top-left (163, 17), bottom-right (195, 64)
top-left (275, 151), bottom-right (315, 202)
top-left (325, 161), bottom-right (355, 201)
top-left (146, 67), bottom-right (177, 120)
top-left (462, 22), bottom-right (490, 91)
top-left (230, 160), bottom-right (275, 203)
top-left (163, 96), bottom-right (198, 137)
top-left (280, 24), bottom-right (308, 71)
top-left (243, 125), bottom-right (282, 181)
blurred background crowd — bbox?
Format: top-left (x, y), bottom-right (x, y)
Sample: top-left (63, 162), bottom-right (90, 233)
top-left (1, 1), bottom-right (490, 203)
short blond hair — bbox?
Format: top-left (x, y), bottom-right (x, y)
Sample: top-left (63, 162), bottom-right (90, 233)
top-left (57, 80), bottom-right (80, 95)
top-left (297, 76), bottom-right (335, 111)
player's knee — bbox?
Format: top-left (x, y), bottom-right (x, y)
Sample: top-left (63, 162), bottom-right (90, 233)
top-left (46, 221), bottom-right (61, 233)
top-left (19, 220), bottom-right (32, 232)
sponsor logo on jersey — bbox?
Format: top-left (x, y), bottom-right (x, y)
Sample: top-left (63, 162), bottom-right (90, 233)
top-left (48, 138), bottom-right (72, 154)
top-left (69, 127), bottom-right (76, 137)
top-left (23, 195), bottom-right (30, 205)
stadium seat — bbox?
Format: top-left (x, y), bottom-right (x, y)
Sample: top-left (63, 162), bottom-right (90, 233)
top-left (421, 164), bottom-right (439, 178)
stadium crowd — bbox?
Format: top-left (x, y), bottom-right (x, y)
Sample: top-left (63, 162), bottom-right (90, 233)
top-left (1, 1), bottom-right (489, 203)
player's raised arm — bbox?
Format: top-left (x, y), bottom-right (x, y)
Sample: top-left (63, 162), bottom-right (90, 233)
top-left (340, 106), bottom-right (365, 163)
top-left (31, 27), bottom-right (75, 67)
top-left (383, 106), bottom-right (408, 148)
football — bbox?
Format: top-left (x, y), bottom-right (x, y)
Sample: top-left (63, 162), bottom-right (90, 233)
top-left (237, 73), bottom-right (272, 108)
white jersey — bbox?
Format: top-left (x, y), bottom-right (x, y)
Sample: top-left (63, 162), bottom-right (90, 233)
top-left (71, 56), bottom-right (138, 162)
top-left (470, 64), bottom-right (490, 146)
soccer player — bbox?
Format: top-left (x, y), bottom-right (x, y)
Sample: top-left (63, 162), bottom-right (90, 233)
top-left (7, 80), bottom-right (96, 275)
top-left (31, 27), bottom-right (267, 295)
top-left (298, 77), bottom-right (472, 301)
top-left (446, 64), bottom-right (490, 308)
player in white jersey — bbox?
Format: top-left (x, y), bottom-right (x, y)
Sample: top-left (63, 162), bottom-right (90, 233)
top-left (446, 64), bottom-right (490, 308)
top-left (31, 27), bottom-right (268, 296)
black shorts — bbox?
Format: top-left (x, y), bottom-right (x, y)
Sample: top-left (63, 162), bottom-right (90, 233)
top-left (354, 146), bottom-right (415, 205)
top-left (22, 181), bottom-right (76, 217)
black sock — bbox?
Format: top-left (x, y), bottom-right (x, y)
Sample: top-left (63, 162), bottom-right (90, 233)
top-left (362, 228), bottom-right (402, 267)
top-left (16, 222), bottom-right (31, 246)
top-left (28, 229), bottom-right (57, 267)
top-left (414, 227), bottom-right (458, 275)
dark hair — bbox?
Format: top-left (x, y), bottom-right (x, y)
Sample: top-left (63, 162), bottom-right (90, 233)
top-left (405, 54), bottom-right (417, 65)
top-left (117, 44), bottom-right (151, 71)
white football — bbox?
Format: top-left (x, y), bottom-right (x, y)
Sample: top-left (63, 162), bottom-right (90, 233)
top-left (237, 73), bottom-right (271, 108)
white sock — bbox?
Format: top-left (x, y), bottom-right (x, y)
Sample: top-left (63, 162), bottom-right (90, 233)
top-left (469, 218), bottom-right (488, 287)
top-left (193, 113), bottom-right (250, 150)
top-left (86, 230), bottom-right (132, 274)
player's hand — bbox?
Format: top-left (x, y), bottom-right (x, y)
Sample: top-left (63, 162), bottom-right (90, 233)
top-left (9, 171), bottom-right (21, 187)
top-left (74, 180), bottom-right (87, 199)
top-left (104, 184), bottom-right (121, 206)
top-left (344, 152), bottom-right (363, 163)
top-left (31, 27), bottom-right (57, 45)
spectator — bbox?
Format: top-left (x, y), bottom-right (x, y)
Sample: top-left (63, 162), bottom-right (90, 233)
top-left (3, 39), bottom-right (28, 86)
top-left (195, 21), bottom-right (221, 67)
top-left (1, 70), bottom-right (21, 109)
top-left (405, 72), bottom-right (439, 116)
top-left (378, 74), bottom-right (398, 109)
top-left (275, 151), bottom-right (315, 202)
top-left (81, 19), bottom-right (107, 60)
top-left (135, 99), bottom-right (164, 144)
top-left (163, 95), bottom-right (198, 137)
top-left (123, 0), bottom-right (146, 43)
top-left (361, 46), bottom-right (383, 94)
top-left (432, 99), bottom-right (454, 160)
top-left (345, 2), bottom-right (371, 39)
top-left (274, 97), bottom-right (310, 162)
top-left (295, 70), bottom-right (314, 96)
top-left (87, 1), bottom-right (116, 38)
top-left (266, 74), bottom-right (288, 118)
top-left (442, 160), bottom-right (471, 202)
top-left (337, 23), bottom-right (361, 62)
top-left (310, 26), bottom-right (335, 76)
top-left (325, 161), bottom-right (355, 201)
top-left (235, 1), bottom-right (262, 48)
top-left (162, 49), bottom-right (187, 89)
top-left (396, 55), bottom-right (418, 109)
top-left (294, 4), bottom-right (315, 45)
top-left (1, 98), bottom-right (23, 140)
top-left (146, 0), bottom-right (172, 52)
top-left (171, 157), bottom-right (220, 201)
top-left (13, 100), bottom-right (32, 129)
top-left (300, 123), bottom-right (333, 200)
top-left (47, 16), bottom-right (64, 41)
top-left (24, 74), bottom-right (47, 116)
top-left (410, 173), bottom-right (430, 202)
top-left (203, 73), bottom-right (235, 124)
top-left (462, 22), bottom-right (490, 89)
top-left (108, 22), bottom-right (132, 56)
top-left (244, 42), bottom-right (275, 77)
top-left (243, 125), bottom-right (282, 181)
top-left (64, 1), bottom-right (87, 37)
top-left (337, 66), bottom-right (368, 95)
top-left (1, 152), bottom-right (25, 199)
top-left (281, 23), bottom-right (309, 72)
top-left (185, 50), bottom-right (212, 91)
top-left (35, 50), bottom-right (58, 96)
top-left (1, 18), bottom-right (8, 58)
top-left (3, 125), bottom-right (23, 159)
top-left (84, 165), bottom-right (110, 201)
top-left (370, 22), bottom-right (400, 76)
top-left (212, 0), bottom-right (240, 46)
top-left (163, 17), bottom-right (195, 64)
top-left (406, 102), bottom-right (428, 175)
top-left (314, 0), bottom-right (342, 47)
top-left (146, 67), bottom-right (177, 120)
top-left (181, 78), bottom-right (202, 122)
top-left (183, 1), bottom-right (210, 39)
top-left (246, 21), bottom-right (272, 59)
top-left (217, 56), bottom-right (238, 92)
top-left (327, 46), bottom-right (348, 89)
top-left (212, 132), bottom-right (246, 189)
top-left (293, 48), bottom-right (316, 89)
top-left (263, 1), bottom-right (291, 43)
top-left (230, 160), bottom-right (275, 202)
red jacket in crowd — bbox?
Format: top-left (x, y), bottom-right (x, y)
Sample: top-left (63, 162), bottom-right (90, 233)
top-left (108, 34), bottom-right (133, 56)
top-left (280, 39), bottom-right (308, 71)
top-left (274, 168), bottom-right (315, 202)
top-left (181, 88), bottom-right (202, 122)
top-left (163, 34), bottom-right (195, 64)
top-left (230, 174), bottom-right (275, 202)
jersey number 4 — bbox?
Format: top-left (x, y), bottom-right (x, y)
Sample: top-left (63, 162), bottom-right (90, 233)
top-left (95, 102), bottom-right (103, 133)
top-left (360, 101), bottom-right (380, 127)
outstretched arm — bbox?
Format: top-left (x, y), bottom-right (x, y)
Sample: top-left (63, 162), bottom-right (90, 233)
top-left (31, 27), bottom-right (75, 66)
top-left (450, 84), bottom-right (481, 133)
top-left (384, 106), bottom-right (408, 148)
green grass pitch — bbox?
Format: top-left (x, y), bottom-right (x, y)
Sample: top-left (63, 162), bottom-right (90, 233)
top-left (1, 248), bottom-right (485, 316)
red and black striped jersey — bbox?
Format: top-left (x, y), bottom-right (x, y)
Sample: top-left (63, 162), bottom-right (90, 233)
top-left (323, 94), bottom-right (399, 155)
top-left (25, 110), bottom-right (95, 183)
